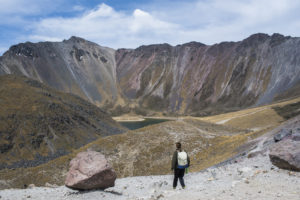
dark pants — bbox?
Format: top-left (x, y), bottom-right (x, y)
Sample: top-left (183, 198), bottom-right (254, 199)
top-left (173, 168), bottom-right (185, 188)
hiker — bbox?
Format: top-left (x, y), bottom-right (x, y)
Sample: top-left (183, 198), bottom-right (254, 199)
top-left (171, 142), bottom-right (190, 189)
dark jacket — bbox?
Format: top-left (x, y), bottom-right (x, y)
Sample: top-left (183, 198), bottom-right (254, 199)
top-left (171, 150), bottom-right (190, 170)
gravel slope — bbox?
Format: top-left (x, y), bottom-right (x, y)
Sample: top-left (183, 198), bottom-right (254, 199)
top-left (1, 153), bottom-right (299, 200)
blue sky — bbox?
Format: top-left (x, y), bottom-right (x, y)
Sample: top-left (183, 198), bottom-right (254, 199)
top-left (1, 0), bottom-right (300, 55)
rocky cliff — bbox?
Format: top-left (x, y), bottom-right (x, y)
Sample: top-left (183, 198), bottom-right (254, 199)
top-left (0, 37), bottom-right (123, 107)
top-left (1, 33), bottom-right (300, 115)
top-left (0, 75), bottom-right (125, 170)
top-left (116, 33), bottom-right (300, 115)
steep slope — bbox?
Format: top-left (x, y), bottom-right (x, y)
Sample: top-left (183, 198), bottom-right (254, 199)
top-left (116, 33), bottom-right (300, 115)
top-left (1, 33), bottom-right (300, 115)
top-left (0, 75), bottom-right (125, 170)
top-left (0, 36), bottom-right (123, 107)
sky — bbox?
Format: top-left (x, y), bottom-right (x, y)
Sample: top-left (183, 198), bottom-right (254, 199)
top-left (1, 0), bottom-right (300, 55)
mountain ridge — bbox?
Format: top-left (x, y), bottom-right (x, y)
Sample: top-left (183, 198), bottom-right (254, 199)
top-left (1, 33), bottom-right (300, 115)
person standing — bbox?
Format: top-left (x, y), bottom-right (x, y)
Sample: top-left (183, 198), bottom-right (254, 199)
top-left (171, 142), bottom-right (190, 189)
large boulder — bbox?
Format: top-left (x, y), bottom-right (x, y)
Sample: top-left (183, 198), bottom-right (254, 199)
top-left (65, 151), bottom-right (117, 190)
top-left (269, 139), bottom-right (300, 171)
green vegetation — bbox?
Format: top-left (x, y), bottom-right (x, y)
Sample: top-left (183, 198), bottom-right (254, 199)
top-left (0, 75), bottom-right (125, 170)
top-left (273, 101), bottom-right (300, 119)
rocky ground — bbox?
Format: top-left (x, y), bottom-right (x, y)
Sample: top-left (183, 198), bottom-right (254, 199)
top-left (1, 153), bottom-right (299, 200)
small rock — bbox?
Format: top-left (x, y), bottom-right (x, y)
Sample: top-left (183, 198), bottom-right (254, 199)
top-left (292, 133), bottom-right (300, 141)
top-left (258, 191), bottom-right (261, 193)
top-left (156, 194), bottom-right (164, 199)
top-left (238, 167), bottom-right (252, 175)
top-left (254, 170), bottom-right (261, 176)
top-left (274, 129), bottom-right (292, 142)
top-left (231, 181), bottom-right (239, 188)
top-left (277, 193), bottom-right (282, 197)
top-left (27, 195), bottom-right (31, 198)
top-left (248, 151), bottom-right (264, 158)
top-left (244, 180), bottom-right (250, 184)
top-left (104, 188), bottom-right (123, 195)
top-left (207, 177), bottom-right (214, 181)
top-left (288, 171), bottom-right (295, 176)
top-left (28, 184), bottom-right (35, 189)
top-left (45, 182), bottom-right (58, 188)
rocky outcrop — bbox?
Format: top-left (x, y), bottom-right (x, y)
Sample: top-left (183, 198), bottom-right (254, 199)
top-left (1, 33), bottom-right (300, 115)
top-left (269, 138), bottom-right (300, 171)
top-left (292, 131), bottom-right (300, 141)
top-left (65, 151), bottom-right (116, 190)
top-left (274, 129), bottom-right (293, 142)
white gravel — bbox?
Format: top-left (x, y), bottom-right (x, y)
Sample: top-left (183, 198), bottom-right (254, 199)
top-left (1, 153), bottom-right (299, 200)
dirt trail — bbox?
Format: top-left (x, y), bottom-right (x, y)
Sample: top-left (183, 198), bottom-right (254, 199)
top-left (216, 108), bottom-right (269, 124)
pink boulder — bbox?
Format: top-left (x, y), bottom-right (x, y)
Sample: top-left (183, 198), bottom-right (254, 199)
top-left (269, 139), bottom-right (300, 171)
top-left (65, 151), bottom-right (117, 190)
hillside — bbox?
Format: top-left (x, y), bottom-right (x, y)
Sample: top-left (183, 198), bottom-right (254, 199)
top-left (1, 33), bottom-right (300, 115)
top-left (0, 75), bottom-right (125, 170)
top-left (1, 96), bottom-right (299, 189)
top-left (1, 114), bottom-right (300, 199)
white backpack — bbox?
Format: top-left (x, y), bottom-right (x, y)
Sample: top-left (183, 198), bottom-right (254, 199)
top-left (177, 151), bottom-right (188, 166)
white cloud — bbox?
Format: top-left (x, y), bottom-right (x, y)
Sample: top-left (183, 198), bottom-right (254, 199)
top-left (4, 0), bottom-right (300, 50)
top-left (73, 5), bottom-right (85, 12)
top-left (29, 3), bottom-right (179, 48)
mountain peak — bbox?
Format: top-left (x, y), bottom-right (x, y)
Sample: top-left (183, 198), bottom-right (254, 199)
top-left (64, 36), bottom-right (88, 43)
top-left (243, 33), bottom-right (270, 43)
top-left (6, 42), bottom-right (38, 58)
top-left (179, 41), bottom-right (206, 48)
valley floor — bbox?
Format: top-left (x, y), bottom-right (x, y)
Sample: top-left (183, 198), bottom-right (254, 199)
top-left (1, 153), bottom-right (299, 200)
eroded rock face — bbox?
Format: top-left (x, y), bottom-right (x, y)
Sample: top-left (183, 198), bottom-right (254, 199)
top-left (269, 139), bottom-right (300, 171)
top-left (65, 151), bottom-right (117, 190)
top-left (1, 34), bottom-right (300, 115)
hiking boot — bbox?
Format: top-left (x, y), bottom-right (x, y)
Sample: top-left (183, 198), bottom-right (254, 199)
top-left (182, 186), bottom-right (186, 189)
top-left (173, 187), bottom-right (176, 189)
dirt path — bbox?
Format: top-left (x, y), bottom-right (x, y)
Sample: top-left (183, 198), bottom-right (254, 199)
top-left (215, 108), bottom-right (268, 124)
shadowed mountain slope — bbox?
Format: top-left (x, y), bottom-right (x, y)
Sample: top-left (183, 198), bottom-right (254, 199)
top-left (0, 75), bottom-right (125, 170)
